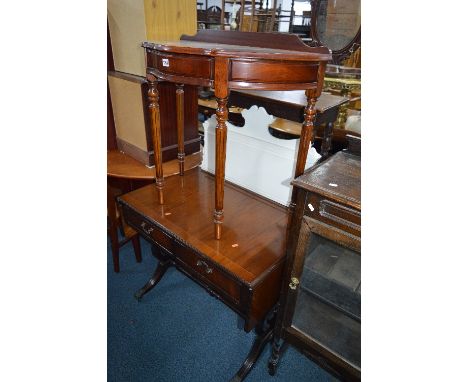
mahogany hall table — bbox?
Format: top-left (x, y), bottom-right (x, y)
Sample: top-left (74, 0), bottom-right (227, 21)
top-left (118, 30), bottom-right (330, 381)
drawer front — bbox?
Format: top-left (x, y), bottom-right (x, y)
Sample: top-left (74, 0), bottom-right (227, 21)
top-left (147, 51), bottom-right (213, 81)
top-left (121, 205), bottom-right (242, 304)
top-left (305, 193), bottom-right (361, 237)
top-left (230, 59), bottom-right (319, 85)
top-left (172, 240), bottom-right (242, 304)
top-left (123, 205), bottom-right (175, 252)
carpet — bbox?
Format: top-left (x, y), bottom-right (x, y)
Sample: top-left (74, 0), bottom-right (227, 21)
top-left (108, 236), bottom-right (332, 381)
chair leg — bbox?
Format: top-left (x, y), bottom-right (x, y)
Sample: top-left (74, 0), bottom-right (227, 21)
top-left (109, 228), bottom-right (120, 273)
top-left (131, 234), bottom-right (142, 263)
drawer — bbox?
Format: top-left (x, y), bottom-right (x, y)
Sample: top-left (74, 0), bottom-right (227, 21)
top-left (230, 59), bottom-right (319, 85)
top-left (305, 193), bottom-right (360, 237)
top-left (172, 240), bottom-right (242, 304)
top-left (121, 204), bottom-right (242, 304)
top-left (122, 205), bottom-right (175, 253)
top-left (147, 51), bottom-right (213, 81)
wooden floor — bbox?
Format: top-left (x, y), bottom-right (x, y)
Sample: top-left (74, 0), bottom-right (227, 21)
top-left (119, 167), bottom-right (289, 284)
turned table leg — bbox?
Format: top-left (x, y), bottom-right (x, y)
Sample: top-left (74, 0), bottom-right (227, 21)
top-left (214, 96), bottom-right (228, 240)
top-left (290, 89), bottom-right (318, 210)
top-left (214, 57), bottom-right (229, 240)
top-left (294, 88), bottom-right (318, 179)
top-left (147, 75), bottom-right (164, 204)
top-left (176, 84), bottom-right (185, 175)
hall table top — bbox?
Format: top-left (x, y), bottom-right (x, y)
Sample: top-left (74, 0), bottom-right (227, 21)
top-left (141, 29), bottom-right (331, 240)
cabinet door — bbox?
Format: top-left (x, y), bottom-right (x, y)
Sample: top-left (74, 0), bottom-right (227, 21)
top-left (285, 215), bottom-right (361, 369)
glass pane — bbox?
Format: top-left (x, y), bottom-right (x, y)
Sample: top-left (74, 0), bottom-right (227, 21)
top-left (317, 0), bottom-right (361, 51)
top-left (292, 233), bottom-right (361, 367)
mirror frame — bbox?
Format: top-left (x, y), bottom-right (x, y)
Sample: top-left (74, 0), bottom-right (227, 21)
top-left (309, 0), bottom-right (361, 64)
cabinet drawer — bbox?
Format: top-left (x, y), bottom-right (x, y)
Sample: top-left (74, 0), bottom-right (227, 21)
top-left (305, 193), bottom-right (360, 237)
top-left (148, 51), bottom-right (213, 81)
top-left (122, 205), bottom-right (175, 253)
top-left (172, 240), bottom-right (242, 304)
top-left (121, 204), bottom-right (241, 304)
top-left (230, 59), bottom-right (319, 85)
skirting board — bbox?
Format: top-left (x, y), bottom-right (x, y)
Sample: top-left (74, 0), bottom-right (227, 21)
top-left (201, 106), bottom-right (321, 206)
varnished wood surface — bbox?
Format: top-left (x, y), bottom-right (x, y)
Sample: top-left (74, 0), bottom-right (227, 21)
top-left (269, 118), bottom-right (360, 139)
top-left (144, 31), bottom-right (331, 60)
top-left (293, 151), bottom-right (361, 210)
top-left (107, 150), bottom-right (202, 179)
top-left (119, 167), bottom-right (288, 283)
top-left (144, 29), bottom-right (330, 239)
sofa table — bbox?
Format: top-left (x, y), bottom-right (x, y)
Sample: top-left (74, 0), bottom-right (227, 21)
top-left (118, 30), bottom-right (330, 381)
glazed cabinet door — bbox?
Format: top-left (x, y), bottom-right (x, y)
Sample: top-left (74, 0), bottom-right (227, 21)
top-left (283, 215), bottom-right (361, 373)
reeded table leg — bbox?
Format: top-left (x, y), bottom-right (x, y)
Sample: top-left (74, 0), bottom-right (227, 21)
top-left (214, 96), bottom-right (228, 240)
top-left (176, 84), bottom-right (185, 175)
top-left (147, 75), bottom-right (164, 204)
top-left (213, 57), bottom-right (230, 240)
top-left (290, 89), bottom-right (318, 207)
top-left (294, 88), bottom-right (318, 179)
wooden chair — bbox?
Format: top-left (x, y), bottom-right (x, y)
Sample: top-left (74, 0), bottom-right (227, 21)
top-left (107, 185), bottom-right (142, 273)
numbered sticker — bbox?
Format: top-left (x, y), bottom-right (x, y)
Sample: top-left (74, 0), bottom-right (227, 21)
top-left (162, 58), bottom-right (169, 67)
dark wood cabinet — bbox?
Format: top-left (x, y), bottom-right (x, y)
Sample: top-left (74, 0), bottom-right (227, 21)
top-left (268, 149), bottom-right (361, 381)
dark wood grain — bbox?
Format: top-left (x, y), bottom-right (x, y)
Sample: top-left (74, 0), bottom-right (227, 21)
top-left (181, 30), bottom-right (330, 56)
top-left (229, 60), bottom-right (319, 85)
top-left (118, 167), bottom-right (288, 330)
top-left (130, 28), bottom-right (332, 381)
top-left (269, 151), bottom-right (361, 380)
top-left (119, 168), bottom-right (288, 283)
top-left (144, 30), bottom-right (330, 239)
top-left (214, 56), bottom-right (230, 240)
top-left (294, 89), bottom-right (318, 179)
top-left (147, 75), bottom-right (164, 204)
top-left (157, 82), bottom-right (201, 163)
top-left (107, 185), bottom-right (142, 273)
top-left (107, 150), bottom-right (202, 180)
top-left (293, 151), bottom-right (361, 209)
top-left (176, 84), bottom-right (185, 175)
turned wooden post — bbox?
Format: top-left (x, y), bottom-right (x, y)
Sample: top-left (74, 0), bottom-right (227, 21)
top-left (293, 61), bottom-right (326, 180)
top-left (214, 57), bottom-right (230, 240)
top-left (294, 88), bottom-right (318, 179)
top-left (147, 75), bottom-right (164, 204)
top-left (176, 84), bottom-right (185, 175)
